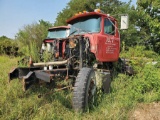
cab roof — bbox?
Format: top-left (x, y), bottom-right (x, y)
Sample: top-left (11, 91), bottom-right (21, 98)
top-left (48, 26), bottom-right (70, 30)
top-left (66, 12), bottom-right (117, 24)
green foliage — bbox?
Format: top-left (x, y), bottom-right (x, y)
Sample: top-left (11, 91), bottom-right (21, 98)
top-left (121, 45), bottom-right (159, 59)
top-left (137, 0), bottom-right (160, 53)
top-left (0, 36), bottom-right (18, 56)
top-left (131, 65), bottom-right (160, 102)
top-left (16, 20), bottom-right (52, 56)
top-left (42, 50), bottom-right (52, 62)
top-left (121, 45), bottom-right (160, 72)
top-left (103, 64), bottom-right (160, 119)
top-left (21, 42), bottom-right (40, 62)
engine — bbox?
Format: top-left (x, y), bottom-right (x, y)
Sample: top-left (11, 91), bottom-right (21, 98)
top-left (40, 36), bottom-right (95, 69)
top-left (65, 36), bottom-right (95, 68)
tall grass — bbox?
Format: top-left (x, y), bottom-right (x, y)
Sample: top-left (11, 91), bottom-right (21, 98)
top-left (19, 41), bottom-right (40, 62)
top-left (0, 46), bottom-right (160, 119)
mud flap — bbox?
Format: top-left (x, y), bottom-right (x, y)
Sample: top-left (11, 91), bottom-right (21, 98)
top-left (125, 66), bottom-right (134, 75)
top-left (119, 58), bottom-right (134, 75)
top-left (102, 72), bottom-right (111, 93)
top-left (95, 71), bottom-right (111, 93)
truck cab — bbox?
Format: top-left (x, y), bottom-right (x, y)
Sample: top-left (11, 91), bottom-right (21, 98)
top-left (67, 9), bottom-right (120, 62)
top-left (41, 26), bottom-right (70, 60)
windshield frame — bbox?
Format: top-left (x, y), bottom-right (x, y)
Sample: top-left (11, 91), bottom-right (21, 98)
top-left (47, 28), bottom-right (68, 39)
top-left (69, 15), bottom-right (101, 35)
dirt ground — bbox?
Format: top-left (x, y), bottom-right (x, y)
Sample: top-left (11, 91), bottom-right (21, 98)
top-left (129, 102), bottom-right (160, 120)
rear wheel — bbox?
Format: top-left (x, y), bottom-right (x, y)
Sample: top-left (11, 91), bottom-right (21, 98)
top-left (72, 67), bottom-right (96, 112)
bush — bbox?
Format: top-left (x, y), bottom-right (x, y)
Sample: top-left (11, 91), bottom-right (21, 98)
top-left (0, 36), bottom-right (18, 56)
top-left (19, 41), bottom-right (41, 62)
top-left (16, 20), bottom-right (52, 57)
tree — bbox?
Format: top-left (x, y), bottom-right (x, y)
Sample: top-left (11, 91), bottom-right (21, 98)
top-left (0, 36), bottom-right (12, 41)
top-left (16, 20), bottom-right (52, 59)
top-left (0, 36), bottom-right (18, 55)
top-left (137, 0), bottom-right (160, 53)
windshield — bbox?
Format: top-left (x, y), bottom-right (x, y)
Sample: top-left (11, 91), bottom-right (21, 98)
top-left (70, 16), bottom-right (101, 35)
top-left (47, 29), bottom-right (68, 38)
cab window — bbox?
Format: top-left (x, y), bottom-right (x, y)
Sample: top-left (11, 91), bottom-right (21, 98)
top-left (104, 18), bottom-right (115, 35)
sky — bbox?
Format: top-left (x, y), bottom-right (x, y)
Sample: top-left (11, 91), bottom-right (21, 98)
top-left (0, 0), bottom-right (136, 39)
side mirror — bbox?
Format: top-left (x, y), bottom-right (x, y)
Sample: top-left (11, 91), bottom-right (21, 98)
top-left (120, 15), bottom-right (129, 30)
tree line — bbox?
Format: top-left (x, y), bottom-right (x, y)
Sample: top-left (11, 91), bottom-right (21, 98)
top-left (0, 0), bottom-right (159, 56)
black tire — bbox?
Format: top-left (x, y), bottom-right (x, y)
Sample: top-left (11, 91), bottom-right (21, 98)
top-left (72, 67), bottom-right (96, 112)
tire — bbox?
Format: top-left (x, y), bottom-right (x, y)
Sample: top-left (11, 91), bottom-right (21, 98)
top-left (72, 67), bottom-right (96, 112)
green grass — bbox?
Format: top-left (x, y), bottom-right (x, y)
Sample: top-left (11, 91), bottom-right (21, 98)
top-left (0, 46), bottom-right (160, 120)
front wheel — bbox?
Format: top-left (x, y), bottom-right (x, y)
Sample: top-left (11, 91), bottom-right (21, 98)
top-left (72, 67), bottom-right (96, 112)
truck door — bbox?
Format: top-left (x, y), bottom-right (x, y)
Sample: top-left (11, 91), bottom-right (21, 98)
top-left (97, 18), bottom-right (120, 62)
